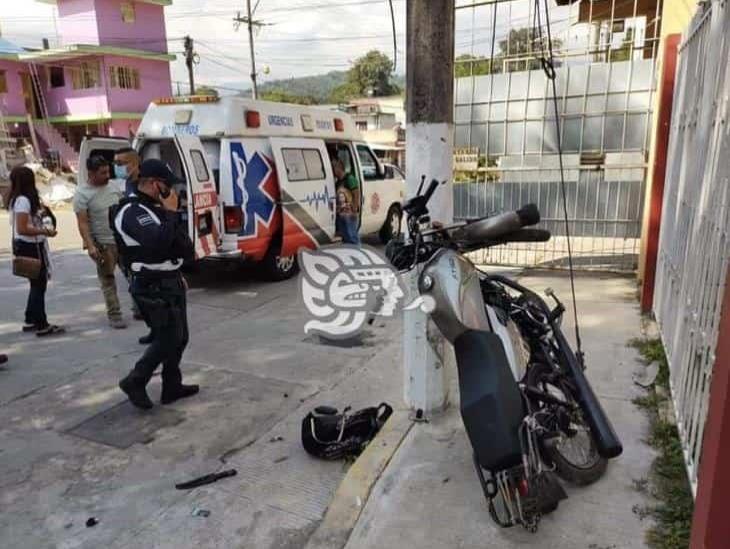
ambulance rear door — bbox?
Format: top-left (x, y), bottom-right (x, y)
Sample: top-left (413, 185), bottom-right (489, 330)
top-left (269, 137), bottom-right (335, 257)
top-left (174, 135), bottom-right (221, 259)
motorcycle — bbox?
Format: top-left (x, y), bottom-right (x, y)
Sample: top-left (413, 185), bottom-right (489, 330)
top-left (386, 177), bottom-right (623, 532)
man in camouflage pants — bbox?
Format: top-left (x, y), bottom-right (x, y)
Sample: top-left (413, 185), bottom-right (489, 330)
top-left (73, 156), bottom-right (127, 329)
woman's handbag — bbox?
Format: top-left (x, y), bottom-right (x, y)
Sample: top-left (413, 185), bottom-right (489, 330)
top-left (13, 254), bottom-right (43, 280)
top-left (11, 211), bottom-right (43, 280)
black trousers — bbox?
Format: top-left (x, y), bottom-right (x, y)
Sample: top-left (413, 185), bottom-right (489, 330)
top-left (128, 274), bottom-right (188, 389)
top-left (14, 240), bottom-right (48, 327)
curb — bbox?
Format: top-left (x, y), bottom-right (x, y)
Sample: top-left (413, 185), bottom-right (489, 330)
top-left (304, 409), bottom-right (413, 549)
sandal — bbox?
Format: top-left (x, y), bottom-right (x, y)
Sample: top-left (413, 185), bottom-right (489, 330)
top-left (36, 325), bottom-right (65, 337)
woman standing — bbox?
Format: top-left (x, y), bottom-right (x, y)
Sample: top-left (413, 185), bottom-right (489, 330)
top-left (7, 166), bottom-right (64, 336)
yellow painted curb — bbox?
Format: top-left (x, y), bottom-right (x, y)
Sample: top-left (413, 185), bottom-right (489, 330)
top-left (304, 409), bottom-right (413, 549)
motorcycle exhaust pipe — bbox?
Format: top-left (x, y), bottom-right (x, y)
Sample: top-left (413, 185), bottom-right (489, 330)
top-left (553, 329), bottom-right (623, 459)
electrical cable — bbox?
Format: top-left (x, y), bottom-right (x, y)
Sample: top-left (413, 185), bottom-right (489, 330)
top-left (533, 0), bottom-right (584, 363)
top-left (489, 0), bottom-right (498, 74)
top-left (388, 0), bottom-right (397, 72)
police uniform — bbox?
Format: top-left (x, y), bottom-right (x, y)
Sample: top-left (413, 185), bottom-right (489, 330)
top-left (111, 159), bottom-right (198, 409)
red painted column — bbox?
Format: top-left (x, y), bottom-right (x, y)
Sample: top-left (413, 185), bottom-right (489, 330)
top-left (690, 269), bottom-right (730, 548)
top-left (641, 34), bottom-right (681, 313)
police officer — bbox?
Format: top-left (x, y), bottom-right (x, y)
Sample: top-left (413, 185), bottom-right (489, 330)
top-left (112, 159), bottom-right (198, 409)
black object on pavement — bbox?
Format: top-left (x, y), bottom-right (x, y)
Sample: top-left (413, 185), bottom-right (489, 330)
top-left (301, 402), bottom-right (393, 460)
top-left (175, 469), bottom-right (237, 490)
top-left (86, 517), bottom-right (98, 528)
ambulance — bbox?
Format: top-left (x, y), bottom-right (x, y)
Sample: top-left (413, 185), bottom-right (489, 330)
top-left (78, 96), bottom-right (405, 280)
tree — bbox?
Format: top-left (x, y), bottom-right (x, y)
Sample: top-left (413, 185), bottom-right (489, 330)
top-left (499, 28), bottom-right (563, 72)
top-left (260, 88), bottom-right (316, 105)
top-left (195, 85), bottom-right (219, 97)
top-left (454, 54), bottom-right (498, 78)
top-left (454, 28), bottom-right (564, 79)
top-left (328, 81), bottom-right (360, 104)
top-left (328, 50), bottom-right (400, 102)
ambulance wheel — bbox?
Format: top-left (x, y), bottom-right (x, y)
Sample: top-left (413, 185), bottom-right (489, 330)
top-left (379, 205), bottom-right (402, 244)
top-left (261, 249), bottom-right (298, 281)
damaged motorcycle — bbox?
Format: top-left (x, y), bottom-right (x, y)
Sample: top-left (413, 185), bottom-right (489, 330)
top-left (386, 177), bottom-right (623, 532)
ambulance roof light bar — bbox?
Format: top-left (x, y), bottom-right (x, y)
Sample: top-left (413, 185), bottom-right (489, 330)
top-left (154, 95), bottom-right (220, 105)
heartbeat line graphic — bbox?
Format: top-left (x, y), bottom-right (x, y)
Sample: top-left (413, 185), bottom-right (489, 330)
top-left (303, 186), bottom-right (333, 211)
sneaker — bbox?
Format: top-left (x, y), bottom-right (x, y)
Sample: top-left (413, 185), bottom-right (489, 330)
top-left (119, 376), bottom-right (153, 410)
top-left (161, 384), bottom-right (200, 405)
top-left (138, 331), bottom-right (154, 345)
top-left (0, 354), bottom-right (7, 365)
top-left (110, 318), bottom-right (128, 329)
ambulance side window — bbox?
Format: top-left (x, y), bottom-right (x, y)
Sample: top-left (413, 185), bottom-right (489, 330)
top-left (190, 150), bottom-right (209, 182)
top-left (303, 149), bottom-right (325, 179)
top-left (356, 145), bottom-right (381, 180)
top-left (282, 148), bottom-right (325, 181)
top-left (202, 139), bottom-right (221, 193)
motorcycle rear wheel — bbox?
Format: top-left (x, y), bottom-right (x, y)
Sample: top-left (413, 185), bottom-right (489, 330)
top-left (527, 363), bottom-right (607, 486)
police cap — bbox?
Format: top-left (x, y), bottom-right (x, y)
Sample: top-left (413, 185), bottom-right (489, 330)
top-left (139, 159), bottom-right (179, 187)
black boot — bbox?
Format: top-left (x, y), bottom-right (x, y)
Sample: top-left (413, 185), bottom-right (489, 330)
top-left (138, 331), bottom-right (154, 345)
top-left (119, 376), bottom-right (154, 410)
top-left (161, 384), bottom-right (200, 405)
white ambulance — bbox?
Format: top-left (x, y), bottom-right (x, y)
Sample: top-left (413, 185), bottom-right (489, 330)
top-left (79, 96), bottom-right (405, 280)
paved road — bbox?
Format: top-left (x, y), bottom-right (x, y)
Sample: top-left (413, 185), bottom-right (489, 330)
top-left (0, 233), bottom-right (404, 549)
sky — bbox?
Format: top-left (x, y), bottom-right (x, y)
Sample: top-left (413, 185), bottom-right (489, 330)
top-left (0, 0), bottom-right (620, 95)
top-left (0, 0), bottom-right (409, 94)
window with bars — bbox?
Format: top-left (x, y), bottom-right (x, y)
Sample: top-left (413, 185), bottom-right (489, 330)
top-left (70, 61), bottom-right (101, 90)
top-left (109, 66), bottom-right (141, 90)
top-left (48, 66), bottom-right (65, 88)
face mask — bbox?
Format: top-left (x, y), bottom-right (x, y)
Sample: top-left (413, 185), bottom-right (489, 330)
top-left (114, 165), bottom-right (128, 179)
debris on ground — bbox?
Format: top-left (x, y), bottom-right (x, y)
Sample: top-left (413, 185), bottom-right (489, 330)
top-left (85, 517), bottom-right (98, 528)
top-left (192, 508), bottom-right (211, 518)
top-left (633, 361), bottom-right (660, 388)
top-left (175, 468), bottom-right (237, 490)
top-left (269, 436), bottom-right (284, 443)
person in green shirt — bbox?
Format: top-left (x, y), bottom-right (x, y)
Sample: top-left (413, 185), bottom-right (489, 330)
top-left (333, 159), bottom-right (361, 245)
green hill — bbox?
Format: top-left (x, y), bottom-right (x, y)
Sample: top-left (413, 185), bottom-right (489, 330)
top-left (247, 71), bottom-right (405, 104)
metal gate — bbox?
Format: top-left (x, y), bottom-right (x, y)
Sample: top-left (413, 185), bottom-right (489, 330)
top-left (453, 0), bottom-right (660, 271)
top-left (653, 0), bottom-right (730, 495)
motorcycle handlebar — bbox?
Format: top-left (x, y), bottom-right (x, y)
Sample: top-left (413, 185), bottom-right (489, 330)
top-left (454, 203), bottom-right (541, 243)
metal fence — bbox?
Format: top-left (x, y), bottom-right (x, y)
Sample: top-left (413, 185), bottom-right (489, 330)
top-left (452, 0), bottom-right (660, 271)
top-left (653, 0), bottom-right (730, 495)
top-left (454, 158), bottom-right (646, 270)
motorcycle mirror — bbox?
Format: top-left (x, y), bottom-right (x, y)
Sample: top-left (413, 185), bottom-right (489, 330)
top-left (545, 287), bottom-right (554, 297)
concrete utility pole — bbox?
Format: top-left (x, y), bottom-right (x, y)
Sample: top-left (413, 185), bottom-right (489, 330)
top-left (404, 0), bottom-right (455, 414)
top-left (184, 35), bottom-right (196, 95)
top-left (233, 2), bottom-right (264, 99)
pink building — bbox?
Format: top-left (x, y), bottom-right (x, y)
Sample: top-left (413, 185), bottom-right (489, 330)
top-left (0, 0), bottom-right (175, 169)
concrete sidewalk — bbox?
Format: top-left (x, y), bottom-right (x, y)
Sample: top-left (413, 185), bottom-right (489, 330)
top-left (0, 245), bottom-right (655, 548)
top-left (341, 271), bottom-right (655, 549)
top-left (0, 245), bottom-right (406, 549)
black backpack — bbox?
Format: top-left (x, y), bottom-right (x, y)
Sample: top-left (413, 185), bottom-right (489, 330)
top-left (301, 403), bottom-right (393, 460)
